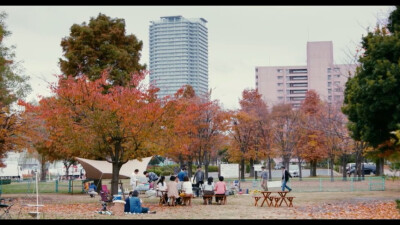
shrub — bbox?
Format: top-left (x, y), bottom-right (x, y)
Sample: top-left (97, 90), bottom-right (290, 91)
top-left (0, 179), bottom-right (11, 185)
top-left (396, 199), bottom-right (400, 212)
top-left (207, 165), bottom-right (218, 172)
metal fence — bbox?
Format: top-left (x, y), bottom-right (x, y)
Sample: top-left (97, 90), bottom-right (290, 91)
top-left (223, 176), bottom-right (385, 192)
top-left (0, 176), bottom-right (385, 194)
top-left (0, 179), bottom-right (85, 194)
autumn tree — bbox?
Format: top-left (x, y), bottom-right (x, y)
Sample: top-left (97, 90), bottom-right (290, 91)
top-left (229, 89), bottom-right (268, 179)
top-left (0, 11), bottom-right (31, 166)
top-left (60, 13), bottom-right (145, 86)
top-left (320, 101), bottom-right (354, 181)
top-left (298, 90), bottom-right (328, 177)
top-left (342, 6), bottom-right (400, 175)
top-left (191, 92), bottom-right (230, 178)
top-left (19, 71), bottom-right (167, 195)
top-left (270, 103), bottom-right (301, 171)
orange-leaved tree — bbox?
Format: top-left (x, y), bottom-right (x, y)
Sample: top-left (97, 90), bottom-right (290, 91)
top-left (19, 71), bottom-right (167, 195)
top-left (229, 89), bottom-right (268, 179)
top-left (297, 90), bottom-right (328, 177)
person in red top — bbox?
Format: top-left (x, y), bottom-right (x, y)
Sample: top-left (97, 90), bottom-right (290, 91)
top-left (214, 176), bottom-right (226, 204)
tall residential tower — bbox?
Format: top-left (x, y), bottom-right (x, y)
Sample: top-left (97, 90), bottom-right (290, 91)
top-left (256, 41), bottom-right (357, 108)
top-left (149, 15), bottom-right (208, 98)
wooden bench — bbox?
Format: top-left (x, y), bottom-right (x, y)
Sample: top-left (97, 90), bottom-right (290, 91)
top-left (252, 196), bottom-right (262, 206)
top-left (215, 194), bottom-right (227, 205)
top-left (182, 194), bottom-right (193, 206)
top-left (286, 196), bottom-right (295, 207)
top-left (203, 195), bottom-right (214, 205)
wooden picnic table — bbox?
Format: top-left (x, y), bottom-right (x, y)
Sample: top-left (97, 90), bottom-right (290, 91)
top-left (260, 191), bottom-right (272, 207)
top-left (255, 191), bottom-right (294, 207)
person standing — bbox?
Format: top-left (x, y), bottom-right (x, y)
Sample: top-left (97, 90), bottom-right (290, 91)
top-left (143, 171), bottom-right (159, 190)
top-left (281, 166), bottom-right (292, 192)
top-left (192, 166), bottom-right (205, 197)
top-left (260, 166), bottom-right (269, 191)
top-left (130, 169), bottom-right (139, 191)
top-left (177, 166), bottom-right (188, 182)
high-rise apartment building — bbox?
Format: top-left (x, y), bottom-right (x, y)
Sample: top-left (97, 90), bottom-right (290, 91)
top-left (149, 16), bottom-right (208, 99)
top-left (256, 41), bottom-right (357, 108)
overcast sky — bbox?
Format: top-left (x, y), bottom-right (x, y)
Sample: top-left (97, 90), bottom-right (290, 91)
top-left (1, 5), bottom-right (394, 110)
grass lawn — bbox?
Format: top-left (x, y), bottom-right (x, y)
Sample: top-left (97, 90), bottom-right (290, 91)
top-left (2, 180), bottom-right (399, 219)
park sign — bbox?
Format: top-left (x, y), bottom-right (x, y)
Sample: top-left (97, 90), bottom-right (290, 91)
top-left (220, 163), bottom-right (239, 178)
top-left (253, 164), bottom-right (263, 172)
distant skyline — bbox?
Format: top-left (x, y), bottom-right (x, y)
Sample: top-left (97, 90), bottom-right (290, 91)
top-left (1, 6), bottom-right (394, 110)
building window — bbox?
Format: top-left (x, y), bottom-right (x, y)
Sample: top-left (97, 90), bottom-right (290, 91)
top-left (289, 69), bottom-right (307, 74)
top-left (277, 90), bottom-right (284, 93)
top-left (327, 68), bottom-right (332, 73)
top-left (334, 95), bottom-right (341, 100)
top-left (290, 97), bottom-right (306, 101)
top-left (328, 82), bottom-right (332, 87)
top-left (333, 68), bottom-right (340, 72)
top-left (334, 88), bottom-right (341, 92)
top-left (328, 96), bottom-right (332, 101)
top-left (328, 75), bottom-right (331, 80)
top-left (277, 76), bottom-right (283, 79)
top-left (278, 96), bottom-right (284, 100)
top-left (256, 82), bottom-right (258, 86)
top-left (335, 74), bottom-right (340, 78)
top-left (290, 89), bottom-right (307, 94)
top-left (256, 75), bottom-right (258, 79)
top-left (328, 89), bottom-right (332, 94)
top-left (277, 83), bottom-right (283, 86)
top-left (334, 81), bottom-right (340, 85)
top-left (277, 69), bottom-right (282, 73)
top-left (255, 68), bottom-right (258, 72)
top-left (289, 76), bottom-right (307, 80)
top-left (290, 83), bottom-right (308, 87)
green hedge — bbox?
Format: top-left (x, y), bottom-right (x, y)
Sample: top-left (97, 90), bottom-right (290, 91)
top-left (0, 179), bottom-right (11, 185)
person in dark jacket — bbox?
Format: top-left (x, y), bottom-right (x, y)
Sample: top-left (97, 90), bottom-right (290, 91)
top-left (281, 166), bottom-right (292, 192)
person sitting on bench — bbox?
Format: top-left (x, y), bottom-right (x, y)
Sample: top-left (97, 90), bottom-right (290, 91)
top-left (201, 176), bottom-right (215, 205)
top-left (214, 176), bottom-right (227, 205)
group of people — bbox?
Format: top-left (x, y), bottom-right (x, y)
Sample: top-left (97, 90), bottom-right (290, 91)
top-left (129, 166), bottom-right (228, 206)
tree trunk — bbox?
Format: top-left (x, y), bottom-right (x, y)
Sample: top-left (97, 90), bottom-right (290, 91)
top-left (188, 160), bottom-right (193, 178)
top-left (249, 158), bottom-right (254, 177)
top-left (179, 154), bottom-right (184, 169)
top-left (267, 157), bottom-right (272, 181)
top-left (329, 156), bottom-right (334, 182)
top-left (111, 142), bottom-right (123, 196)
top-left (240, 158), bottom-right (245, 180)
top-left (355, 148), bottom-right (362, 181)
top-left (40, 156), bottom-right (47, 182)
top-left (63, 160), bottom-right (72, 180)
top-left (111, 162), bottom-right (122, 196)
top-left (283, 156), bottom-right (290, 171)
top-left (375, 157), bottom-right (384, 176)
top-left (341, 154), bottom-right (347, 181)
top-left (310, 160), bottom-right (317, 177)
top-left (298, 157), bottom-right (303, 181)
top-left (204, 163), bottom-right (209, 180)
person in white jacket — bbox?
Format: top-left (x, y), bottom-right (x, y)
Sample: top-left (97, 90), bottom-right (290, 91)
top-left (130, 169), bottom-right (139, 191)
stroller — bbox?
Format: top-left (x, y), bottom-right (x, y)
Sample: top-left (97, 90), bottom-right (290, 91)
top-left (98, 185), bottom-right (113, 214)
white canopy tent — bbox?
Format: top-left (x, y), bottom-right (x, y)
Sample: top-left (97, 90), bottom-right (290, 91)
top-left (75, 157), bottom-right (152, 179)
